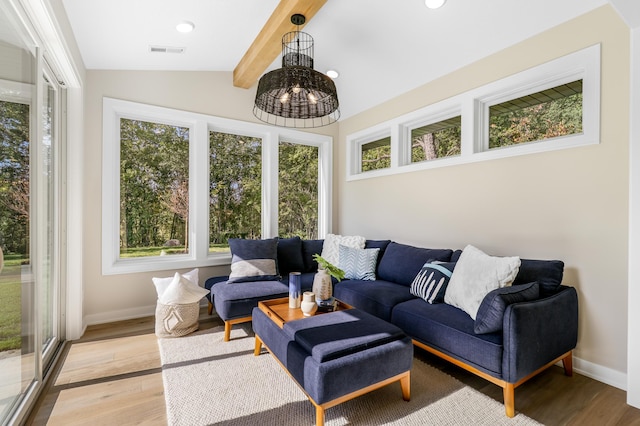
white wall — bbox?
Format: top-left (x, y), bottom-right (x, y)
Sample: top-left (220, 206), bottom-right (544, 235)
top-left (337, 5), bottom-right (630, 386)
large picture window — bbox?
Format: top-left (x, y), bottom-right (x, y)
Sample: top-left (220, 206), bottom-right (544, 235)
top-left (278, 141), bottom-right (319, 239)
top-left (102, 98), bottom-right (333, 274)
top-left (119, 119), bottom-right (190, 258)
top-left (209, 131), bottom-right (262, 250)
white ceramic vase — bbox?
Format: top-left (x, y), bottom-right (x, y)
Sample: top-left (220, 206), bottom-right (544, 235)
top-left (301, 292), bottom-right (318, 317)
top-left (312, 268), bottom-right (333, 304)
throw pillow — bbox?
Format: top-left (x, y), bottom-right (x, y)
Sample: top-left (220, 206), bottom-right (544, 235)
top-left (277, 236), bottom-right (305, 275)
top-left (474, 282), bottom-right (540, 334)
top-left (338, 245), bottom-right (380, 280)
top-left (410, 261), bottom-right (456, 304)
top-left (444, 245), bottom-right (521, 320)
top-left (228, 238), bottom-right (280, 283)
top-left (152, 268), bottom-right (199, 297)
top-left (159, 272), bottom-right (209, 305)
top-left (302, 239), bottom-right (324, 272)
top-left (377, 242), bottom-right (453, 287)
top-left (320, 234), bottom-right (366, 266)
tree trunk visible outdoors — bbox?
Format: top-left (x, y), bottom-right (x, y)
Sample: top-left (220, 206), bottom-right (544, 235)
top-left (415, 133), bottom-right (437, 161)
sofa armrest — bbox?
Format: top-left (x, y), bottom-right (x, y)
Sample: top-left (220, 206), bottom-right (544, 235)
top-left (502, 285), bottom-right (578, 383)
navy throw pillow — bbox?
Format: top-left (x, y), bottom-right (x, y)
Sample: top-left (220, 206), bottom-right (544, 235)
top-left (474, 282), bottom-right (540, 334)
top-left (410, 262), bottom-right (456, 304)
top-left (301, 239), bottom-right (324, 272)
top-left (277, 237), bottom-right (305, 275)
top-left (512, 259), bottom-right (564, 294)
top-left (228, 238), bottom-right (280, 283)
top-left (377, 242), bottom-right (453, 286)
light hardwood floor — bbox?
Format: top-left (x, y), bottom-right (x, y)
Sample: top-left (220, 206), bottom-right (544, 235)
top-left (27, 310), bottom-right (640, 425)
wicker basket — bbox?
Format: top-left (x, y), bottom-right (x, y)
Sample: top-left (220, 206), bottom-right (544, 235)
top-left (155, 300), bottom-right (200, 337)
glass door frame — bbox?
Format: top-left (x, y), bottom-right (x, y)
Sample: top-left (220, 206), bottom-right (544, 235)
top-left (0, 0), bottom-right (68, 423)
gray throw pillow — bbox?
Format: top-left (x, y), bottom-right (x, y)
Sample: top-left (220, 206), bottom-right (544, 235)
top-left (228, 238), bottom-right (280, 283)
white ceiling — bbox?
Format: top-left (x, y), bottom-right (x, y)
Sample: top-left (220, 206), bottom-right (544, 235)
top-left (61, 0), bottom-right (611, 120)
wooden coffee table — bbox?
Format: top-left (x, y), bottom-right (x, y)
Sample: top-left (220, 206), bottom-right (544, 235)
top-left (258, 297), bottom-right (352, 325)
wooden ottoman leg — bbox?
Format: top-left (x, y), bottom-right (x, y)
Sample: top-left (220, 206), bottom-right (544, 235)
top-left (207, 301), bottom-right (213, 315)
top-left (314, 404), bottom-right (325, 426)
top-left (254, 335), bottom-right (263, 356)
top-left (400, 371), bottom-right (411, 401)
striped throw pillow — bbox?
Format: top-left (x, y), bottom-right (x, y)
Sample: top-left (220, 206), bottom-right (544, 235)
top-left (410, 262), bottom-right (456, 304)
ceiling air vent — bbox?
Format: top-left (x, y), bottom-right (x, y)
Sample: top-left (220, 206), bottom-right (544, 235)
top-left (149, 45), bottom-right (185, 54)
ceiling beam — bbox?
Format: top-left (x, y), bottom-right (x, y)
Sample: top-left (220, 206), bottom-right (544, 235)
top-left (233, 0), bottom-right (328, 89)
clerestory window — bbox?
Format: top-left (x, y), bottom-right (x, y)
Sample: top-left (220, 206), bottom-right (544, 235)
top-left (347, 44), bottom-right (600, 181)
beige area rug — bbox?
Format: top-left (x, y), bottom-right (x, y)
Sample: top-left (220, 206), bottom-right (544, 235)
top-left (158, 324), bottom-right (542, 426)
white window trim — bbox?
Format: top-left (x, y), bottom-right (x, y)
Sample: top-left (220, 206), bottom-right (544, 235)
top-left (347, 128), bottom-right (393, 179)
top-left (347, 44), bottom-right (600, 181)
top-left (0, 79), bottom-right (33, 104)
top-left (102, 98), bottom-right (332, 275)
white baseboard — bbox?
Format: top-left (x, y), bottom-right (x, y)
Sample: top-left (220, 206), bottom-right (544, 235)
top-left (571, 356), bottom-right (627, 391)
top-left (84, 304), bottom-right (158, 326)
top-left (83, 299), bottom-right (211, 327)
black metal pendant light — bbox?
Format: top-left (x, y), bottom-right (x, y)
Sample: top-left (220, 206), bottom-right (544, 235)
top-left (253, 14), bottom-right (340, 128)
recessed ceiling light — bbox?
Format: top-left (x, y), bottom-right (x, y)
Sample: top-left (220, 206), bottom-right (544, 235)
top-left (176, 21), bottom-right (195, 33)
top-left (425, 0), bottom-right (446, 9)
top-left (326, 69), bottom-right (339, 79)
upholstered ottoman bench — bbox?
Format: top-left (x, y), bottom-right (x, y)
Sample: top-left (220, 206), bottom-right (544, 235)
top-left (252, 304), bottom-right (413, 426)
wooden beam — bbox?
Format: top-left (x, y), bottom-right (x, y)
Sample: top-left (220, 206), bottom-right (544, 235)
top-left (233, 0), bottom-right (328, 89)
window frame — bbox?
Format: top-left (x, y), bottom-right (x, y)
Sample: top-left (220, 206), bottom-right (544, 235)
top-left (346, 44), bottom-right (600, 181)
top-left (346, 127), bottom-right (393, 178)
top-left (102, 98), bottom-right (332, 275)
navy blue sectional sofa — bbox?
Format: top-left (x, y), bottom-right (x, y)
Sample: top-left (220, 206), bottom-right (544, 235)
top-left (204, 237), bottom-right (578, 417)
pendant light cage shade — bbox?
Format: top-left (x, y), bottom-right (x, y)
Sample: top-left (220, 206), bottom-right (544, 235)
top-left (254, 30), bottom-right (340, 128)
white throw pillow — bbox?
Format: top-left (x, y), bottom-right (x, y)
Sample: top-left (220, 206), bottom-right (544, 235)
top-left (152, 268), bottom-right (199, 298)
top-left (444, 245), bottom-right (520, 320)
top-left (159, 272), bottom-right (209, 305)
top-left (320, 233), bottom-right (366, 266)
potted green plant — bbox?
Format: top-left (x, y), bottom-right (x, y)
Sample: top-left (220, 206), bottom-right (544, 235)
top-left (311, 254), bottom-right (345, 310)
top-left (312, 254), bottom-right (345, 281)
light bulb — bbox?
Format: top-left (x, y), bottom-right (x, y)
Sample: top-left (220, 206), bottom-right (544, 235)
top-left (292, 85), bottom-right (301, 94)
top-left (326, 70), bottom-right (339, 79)
top-left (176, 21), bottom-right (195, 33)
top-left (280, 92), bottom-right (290, 103)
top-left (308, 93), bottom-right (318, 104)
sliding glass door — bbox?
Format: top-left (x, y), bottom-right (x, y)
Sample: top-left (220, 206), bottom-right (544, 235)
top-left (0, 1), bottom-right (65, 423)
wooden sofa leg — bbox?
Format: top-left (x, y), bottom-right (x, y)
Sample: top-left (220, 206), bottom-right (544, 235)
top-left (400, 372), bottom-right (411, 401)
top-left (503, 383), bottom-right (515, 418)
top-left (207, 301), bottom-right (213, 315)
top-left (562, 352), bottom-right (573, 377)
top-left (224, 321), bottom-right (232, 342)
